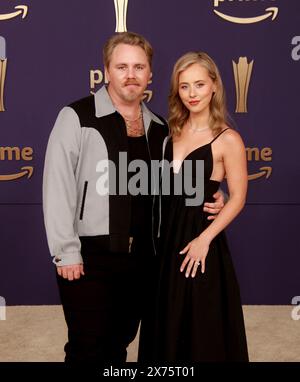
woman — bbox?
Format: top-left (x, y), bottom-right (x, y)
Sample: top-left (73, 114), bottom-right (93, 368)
top-left (139, 52), bottom-right (249, 362)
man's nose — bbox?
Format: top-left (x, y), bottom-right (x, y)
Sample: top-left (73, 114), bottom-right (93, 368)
top-left (127, 66), bottom-right (136, 78)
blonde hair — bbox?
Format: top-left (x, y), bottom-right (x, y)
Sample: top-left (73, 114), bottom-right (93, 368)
top-left (103, 32), bottom-right (153, 69)
top-left (168, 51), bottom-right (229, 137)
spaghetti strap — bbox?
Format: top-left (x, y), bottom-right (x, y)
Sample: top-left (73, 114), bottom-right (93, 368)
top-left (210, 128), bottom-right (230, 144)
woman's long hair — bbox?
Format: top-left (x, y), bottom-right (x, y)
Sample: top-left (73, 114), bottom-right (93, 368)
top-left (168, 51), bottom-right (229, 137)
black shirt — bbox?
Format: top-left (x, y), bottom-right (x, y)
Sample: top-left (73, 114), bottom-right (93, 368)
top-left (127, 135), bottom-right (153, 239)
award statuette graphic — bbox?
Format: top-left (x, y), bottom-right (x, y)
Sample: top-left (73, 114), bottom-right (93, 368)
top-left (114, 0), bottom-right (128, 32)
top-left (0, 36), bottom-right (7, 112)
top-left (232, 57), bottom-right (254, 113)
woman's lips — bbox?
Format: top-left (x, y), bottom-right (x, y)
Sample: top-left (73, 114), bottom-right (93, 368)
top-left (188, 100), bottom-right (200, 106)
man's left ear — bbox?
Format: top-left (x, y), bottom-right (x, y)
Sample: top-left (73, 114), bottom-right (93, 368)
top-left (148, 72), bottom-right (153, 83)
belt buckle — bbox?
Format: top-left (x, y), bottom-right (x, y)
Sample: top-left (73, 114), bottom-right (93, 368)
top-left (129, 237), bottom-right (133, 253)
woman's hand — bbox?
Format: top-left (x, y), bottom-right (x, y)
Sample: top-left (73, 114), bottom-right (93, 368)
top-left (179, 235), bottom-right (210, 278)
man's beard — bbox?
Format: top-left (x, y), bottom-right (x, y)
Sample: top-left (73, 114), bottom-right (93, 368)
top-left (122, 85), bottom-right (144, 102)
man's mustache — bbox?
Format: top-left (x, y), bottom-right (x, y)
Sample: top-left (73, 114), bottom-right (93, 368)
top-left (124, 80), bottom-right (140, 86)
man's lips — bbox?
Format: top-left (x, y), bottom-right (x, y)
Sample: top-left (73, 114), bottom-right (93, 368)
top-left (124, 82), bottom-right (140, 87)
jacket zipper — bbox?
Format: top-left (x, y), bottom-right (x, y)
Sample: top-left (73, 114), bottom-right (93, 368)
top-left (79, 181), bottom-right (88, 220)
top-left (157, 136), bottom-right (170, 238)
top-left (145, 121), bottom-right (157, 256)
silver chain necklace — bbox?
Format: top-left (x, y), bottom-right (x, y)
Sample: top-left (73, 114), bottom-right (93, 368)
top-left (188, 119), bottom-right (210, 133)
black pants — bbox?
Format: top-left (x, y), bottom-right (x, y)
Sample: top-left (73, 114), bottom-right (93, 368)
top-left (56, 236), bottom-right (154, 363)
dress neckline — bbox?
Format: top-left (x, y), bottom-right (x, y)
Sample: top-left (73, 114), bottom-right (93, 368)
top-left (171, 127), bottom-right (230, 176)
top-left (172, 143), bottom-right (211, 175)
top-left (171, 128), bottom-right (230, 174)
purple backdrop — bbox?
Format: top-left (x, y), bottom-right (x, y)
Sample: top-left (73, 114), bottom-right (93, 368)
top-left (0, 0), bottom-right (299, 304)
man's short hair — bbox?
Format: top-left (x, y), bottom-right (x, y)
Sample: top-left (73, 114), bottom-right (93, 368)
top-left (103, 31), bottom-right (153, 69)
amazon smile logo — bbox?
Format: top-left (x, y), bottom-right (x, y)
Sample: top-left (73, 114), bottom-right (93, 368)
top-left (213, 0), bottom-right (278, 24)
top-left (0, 146), bottom-right (34, 182)
top-left (246, 146), bottom-right (272, 181)
top-left (0, 5), bottom-right (28, 21)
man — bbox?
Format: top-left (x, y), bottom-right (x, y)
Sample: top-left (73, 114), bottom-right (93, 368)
top-left (43, 32), bottom-right (224, 363)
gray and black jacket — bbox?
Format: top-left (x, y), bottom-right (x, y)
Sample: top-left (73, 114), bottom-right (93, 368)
top-left (43, 86), bottom-right (168, 266)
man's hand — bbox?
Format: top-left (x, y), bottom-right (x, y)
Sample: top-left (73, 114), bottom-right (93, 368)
top-left (57, 264), bottom-right (85, 281)
top-left (203, 190), bottom-right (225, 220)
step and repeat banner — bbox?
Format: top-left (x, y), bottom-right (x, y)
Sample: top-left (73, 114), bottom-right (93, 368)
top-left (0, 0), bottom-right (299, 305)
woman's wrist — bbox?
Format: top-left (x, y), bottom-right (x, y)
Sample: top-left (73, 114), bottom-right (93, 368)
top-left (198, 231), bottom-right (212, 245)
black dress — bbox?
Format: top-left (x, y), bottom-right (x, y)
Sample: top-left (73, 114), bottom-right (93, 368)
top-left (138, 129), bottom-right (249, 362)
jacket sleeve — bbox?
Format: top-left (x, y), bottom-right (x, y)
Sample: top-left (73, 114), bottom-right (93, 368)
top-left (43, 106), bottom-right (83, 266)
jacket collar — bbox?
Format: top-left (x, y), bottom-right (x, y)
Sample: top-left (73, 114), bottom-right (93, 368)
top-left (94, 85), bottom-right (164, 133)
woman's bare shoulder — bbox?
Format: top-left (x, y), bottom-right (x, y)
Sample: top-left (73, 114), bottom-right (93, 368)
top-left (219, 126), bottom-right (244, 146)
